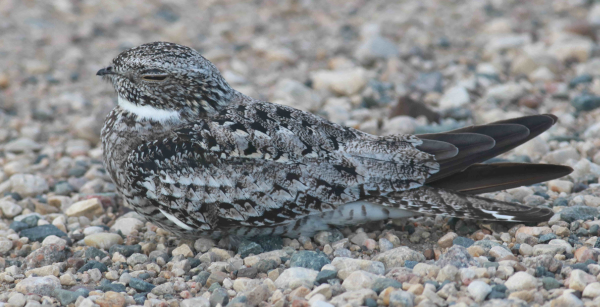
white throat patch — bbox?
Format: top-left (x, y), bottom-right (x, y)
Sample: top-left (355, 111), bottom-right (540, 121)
top-left (118, 96), bottom-right (180, 123)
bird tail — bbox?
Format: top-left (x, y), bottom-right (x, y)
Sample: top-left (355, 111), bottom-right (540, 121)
top-left (376, 185), bottom-right (555, 223)
top-left (415, 114), bottom-right (572, 193)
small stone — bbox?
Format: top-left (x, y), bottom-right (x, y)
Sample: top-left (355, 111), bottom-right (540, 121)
top-left (436, 245), bottom-right (478, 268)
top-left (109, 244), bottom-right (142, 257)
top-left (95, 291), bottom-right (126, 307)
top-left (439, 86), bottom-right (470, 109)
top-left (23, 244), bottom-right (63, 269)
top-left (0, 199), bottom-right (22, 218)
top-left (4, 138), bottom-right (41, 153)
top-left (560, 206), bottom-right (599, 223)
top-left (533, 244), bottom-right (566, 256)
top-left (274, 268), bottom-right (318, 288)
top-left (489, 246), bottom-right (512, 259)
top-left (311, 68), bottom-right (367, 96)
top-left (84, 233), bottom-right (123, 250)
top-left (129, 277), bottom-right (155, 292)
top-left (25, 265), bottom-right (59, 277)
top-left (8, 293), bottom-right (26, 307)
top-left (10, 174), bottom-right (48, 197)
top-left (468, 280), bottom-right (492, 302)
top-left (452, 237), bottom-right (474, 248)
top-left (16, 276), bottom-right (60, 296)
top-left (172, 244), bottom-right (194, 258)
top-left (574, 246), bottom-right (594, 263)
top-left (355, 36), bottom-right (399, 63)
top-left (570, 269), bottom-right (593, 291)
top-left (42, 235), bottom-right (67, 247)
top-left (548, 180), bottom-right (574, 193)
top-left (20, 224), bottom-right (67, 242)
top-left (329, 289), bottom-right (377, 307)
top-left (542, 277), bottom-right (562, 290)
top-left (371, 278), bottom-right (402, 294)
top-left (505, 272), bottom-right (537, 291)
top-left (209, 287), bottom-right (229, 307)
top-left (0, 239), bottom-right (13, 254)
top-left (331, 257), bottom-right (385, 279)
top-left (65, 198), bottom-right (103, 219)
top-left (78, 260), bottom-right (108, 273)
top-left (272, 79), bottom-right (321, 112)
top-left (342, 270), bottom-right (379, 291)
top-left (110, 217), bottom-right (143, 236)
top-left (290, 251), bottom-right (330, 271)
top-left (316, 270), bottom-right (337, 284)
top-left (388, 290), bottom-right (415, 307)
top-left (437, 232), bottom-right (458, 248)
top-left (372, 246), bottom-right (424, 269)
top-left (583, 282), bottom-right (600, 298)
top-left (151, 282), bottom-right (174, 296)
top-left (551, 292), bottom-right (584, 307)
top-left (181, 297), bottom-right (210, 307)
top-left (194, 238), bottom-right (215, 253)
top-left (238, 240), bottom-right (263, 258)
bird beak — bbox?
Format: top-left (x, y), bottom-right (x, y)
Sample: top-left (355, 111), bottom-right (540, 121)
top-left (96, 67), bottom-right (115, 76)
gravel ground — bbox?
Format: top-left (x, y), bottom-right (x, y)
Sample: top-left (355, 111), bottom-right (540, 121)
top-left (1, 0), bottom-right (600, 306)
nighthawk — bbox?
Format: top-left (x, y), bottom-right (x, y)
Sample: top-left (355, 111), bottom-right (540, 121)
top-left (98, 42), bottom-right (572, 239)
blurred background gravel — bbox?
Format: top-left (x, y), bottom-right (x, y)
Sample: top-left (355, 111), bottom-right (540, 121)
top-left (1, 0), bottom-right (600, 306)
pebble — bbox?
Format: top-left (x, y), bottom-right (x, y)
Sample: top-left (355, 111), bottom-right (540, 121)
top-left (467, 280), bottom-right (492, 302)
top-left (331, 257), bottom-right (385, 279)
top-left (372, 246), bottom-right (425, 268)
top-left (10, 174), bottom-right (48, 197)
top-left (583, 282), bottom-right (600, 298)
top-left (290, 251), bottom-right (331, 271)
top-left (0, 199), bottom-right (22, 218)
top-left (436, 246), bottom-right (478, 268)
top-left (354, 36), bottom-right (399, 63)
top-left (84, 233), bottom-right (123, 249)
top-left (15, 276), bottom-right (60, 296)
top-left (311, 68), bottom-right (367, 96)
top-left (437, 232), bottom-right (458, 248)
top-left (560, 206), bottom-right (599, 223)
top-left (110, 217), bottom-right (143, 236)
top-left (181, 297), bottom-right (210, 307)
top-left (505, 272), bottom-right (537, 291)
top-left (548, 180), bottom-right (574, 193)
top-left (439, 86), bottom-right (470, 109)
top-left (65, 198), bottom-right (103, 219)
top-left (342, 270), bottom-right (380, 291)
top-left (274, 268), bottom-right (318, 288)
top-left (172, 244), bottom-right (194, 258)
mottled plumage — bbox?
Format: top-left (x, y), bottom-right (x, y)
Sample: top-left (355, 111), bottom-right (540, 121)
top-left (98, 42), bottom-right (572, 238)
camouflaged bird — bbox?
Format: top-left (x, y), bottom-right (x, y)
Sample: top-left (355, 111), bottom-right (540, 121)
top-left (98, 42), bottom-right (572, 239)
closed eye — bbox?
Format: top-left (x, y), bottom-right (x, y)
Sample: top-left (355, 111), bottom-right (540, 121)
top-left (142, 75), bottom-right (168, 81)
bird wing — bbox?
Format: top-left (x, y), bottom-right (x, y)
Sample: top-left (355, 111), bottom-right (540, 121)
top-left (124, 101), bottom-right (439, 232)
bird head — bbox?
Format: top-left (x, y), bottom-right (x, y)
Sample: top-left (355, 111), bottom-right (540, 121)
top-left (97, 42), bottom-right (234, 121)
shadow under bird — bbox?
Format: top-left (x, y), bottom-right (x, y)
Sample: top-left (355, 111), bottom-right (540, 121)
top-left (97, 42), bottom-right (573, 239)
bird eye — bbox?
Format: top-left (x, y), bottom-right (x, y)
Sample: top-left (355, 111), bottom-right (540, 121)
top-left (141, 75), bottom-right (168, 82)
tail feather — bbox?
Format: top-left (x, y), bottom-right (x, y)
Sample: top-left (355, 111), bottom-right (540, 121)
top-left (374, 186), bottom-right (554, 223)
top-left (423, 114), bottom-right (557, 183)
top-left (427, 163), bottom-right (573, 194)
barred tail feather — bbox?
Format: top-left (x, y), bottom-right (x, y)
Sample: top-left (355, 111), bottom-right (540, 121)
top-left (374, 186), bottom-right (554, 223)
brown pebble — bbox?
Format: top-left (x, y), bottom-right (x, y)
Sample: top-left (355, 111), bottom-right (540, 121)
top-left (499, 255), bottom-right (518, 262)
top-left (95, 291), bottom-right (126, 307)
top-left (289, 286), bottom-right (310, 300)
top-left (423, 249), bottom-right (434, 260)
top-left (291, 299), bottom-right (309, 307)
top-left (514, 263), bottom-right (527, 272)
top-left (434, 249), bottom-right (441, 261)
top-left (518, 95), bottom-right (543, 109)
